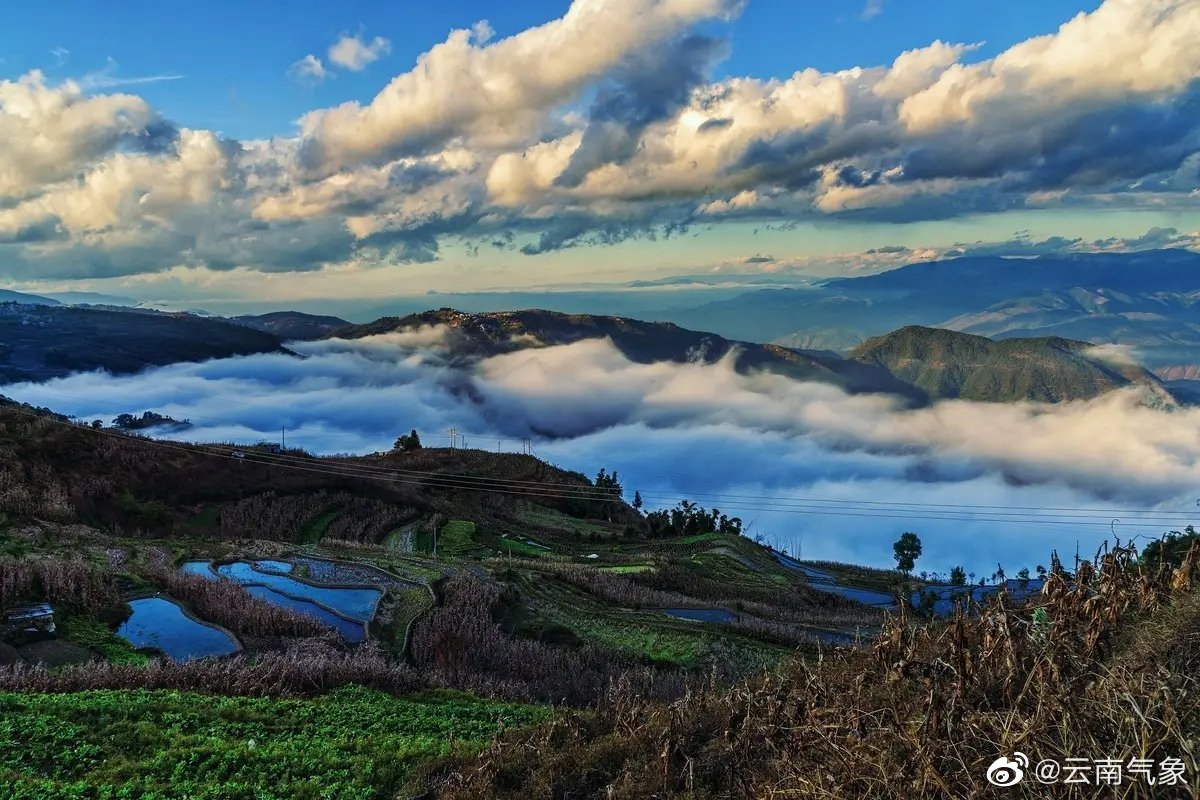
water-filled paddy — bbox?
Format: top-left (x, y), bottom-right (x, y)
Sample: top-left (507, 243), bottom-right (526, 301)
top-left (243, 586), bottom-right (366, 642)
top-left (117, 597), bottom-right (240, 661)
top-left (911, 579), bottom-right (1046, 616)
top-left (774, 554), bottom-right (896, 608)
top-left (214, 561), bottom-right (382, 621)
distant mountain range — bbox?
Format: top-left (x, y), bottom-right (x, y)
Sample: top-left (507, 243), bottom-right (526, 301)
top-left (333, 309), bottom-right (1173, 405)
top-left (228, 311), bottom-right (350, 340)
top-left (0, 289), bottom-right (58, 306)
top-left (330, 308), bottom-right (922, 399)
top-left (0, 303), bottom-right (287, 383)
top-left (1, 248), bottom-right (1192, 405)
top-left (658, 249), bottom-right (1200, 373)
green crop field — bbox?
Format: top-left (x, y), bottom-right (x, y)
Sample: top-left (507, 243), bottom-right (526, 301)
top-left (434, 520), bottom-right (482, 559)
top-left (0, 687), bottom-right (551, 800)
top-left (57, 614), bottom-right (149, 667)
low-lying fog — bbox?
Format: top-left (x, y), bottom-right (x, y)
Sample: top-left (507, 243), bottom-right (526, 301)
top-left (6, 327), bottom-right (1199, 575)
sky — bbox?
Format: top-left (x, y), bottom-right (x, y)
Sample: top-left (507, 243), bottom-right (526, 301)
top-left (1, 0), bottom-right (1197, 306)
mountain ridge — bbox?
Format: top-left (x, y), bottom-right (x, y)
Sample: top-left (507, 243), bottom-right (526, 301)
top-left (850, 325), bottom-right (1172, 403)
top-left (333, 309), bottom-right (1172, 405)
top-left (659, 249), bottom-right (1200, 368)
top-left (0, 303), bottom-right (288, 384)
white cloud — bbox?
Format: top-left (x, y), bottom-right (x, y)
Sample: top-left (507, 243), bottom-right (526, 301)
top-left (297, 0), bottom-right (744, 174)
top-left (898, 0), bottom-right (1200, 135)
top-left (2, 334), bottom-right (1196, 572)
top-left (328, 33), bottom-right (392, 71)
top-left (2, 0), bottom-right (1199, 282)
top-left (861, 0), bottom-right (884, 21)
top-left (0, 71), bottom-right (161, 200)
top-left (77, 59), bottom-right (184, 91)
top-left (288, 54), bottom-right (329, 83)
top-left (0, 128), bottom-right (233, 237)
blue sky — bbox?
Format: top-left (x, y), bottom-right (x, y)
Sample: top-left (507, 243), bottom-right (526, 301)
top-left (0, 0), bottom-right (1196, 304)
top-left (2, 1), bottom-right (1101, 141)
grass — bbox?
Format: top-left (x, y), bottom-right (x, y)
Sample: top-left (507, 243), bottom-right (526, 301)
top-left (436, 520), bottom-right (481, 559)
top-left (56, 613), bottom-right (149, 667)
top-left (297, 507), bottom-right (340, 545)
top-left (494, 536), bottom-right (552, 558)
top-left (676, 532), bottom-right (722, 546)
top-left (509, 504), bottom-right (624, 549)
top-left (391, 585), bottom-right (435, 650)
top-left (187, 504), bottom-right (219, 530)
top-left (509, 569), bottom-right (786, 669)
top-left (0, 529), bottom-right (35, 559)
top-left (0, 686), bottom-right (552, 800)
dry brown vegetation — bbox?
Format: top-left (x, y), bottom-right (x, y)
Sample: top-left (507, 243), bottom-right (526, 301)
top-left (149, 569), bottom-right (333, 639)
top-left (0, 640), bottom-right (423, 697)
top-left (323, 496), bottom-right (420, 544)
top-left (217, 490), bottom-right (342, 540)
top-left (429, 544), bottom-right (1200, 799)
top-left (0, 557), bottom-right (120, 613)
top-left (411, 575), bottom-right (689, 705)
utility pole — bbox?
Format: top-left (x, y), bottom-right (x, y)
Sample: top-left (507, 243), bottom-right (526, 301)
top-left (281, 426), bottom-right (286, 450)
top-left (446, 427), bottom-right (458, 448)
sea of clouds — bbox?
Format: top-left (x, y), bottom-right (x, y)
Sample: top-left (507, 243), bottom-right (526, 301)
top-left (5, 327), bottom-right (1199, 575)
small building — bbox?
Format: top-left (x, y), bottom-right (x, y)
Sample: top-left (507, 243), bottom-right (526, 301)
top-left (2, 603), bottom-right (56, 637)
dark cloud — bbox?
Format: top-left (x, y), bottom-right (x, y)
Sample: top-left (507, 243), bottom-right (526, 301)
top-left (899, 82), bottom-right (1200, 193)
top-left (556, 34), bottom-right (727, 188)
top-left (836, 165), bottom-right (882, 187)
top-left (696, 117), bottom-right (733, 133)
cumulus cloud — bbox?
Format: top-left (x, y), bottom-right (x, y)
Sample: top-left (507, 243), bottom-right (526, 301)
top-left (2, 0), bottom-right (1199, 281)
top-left (289, 54), bottom-right (330, 83)
top-left (2, 334), bottom-right (1198, 571)
top-left (328, 33), bottom-right (391, 71)
top-left (297, 0), bottom-right (744, 173)
top-left (0, 71), bottom-right (165, 200)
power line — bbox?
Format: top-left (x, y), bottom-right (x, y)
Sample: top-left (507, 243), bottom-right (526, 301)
top-left (13, 385), bottom-right (1198, 521)
top-left (1, 400), bottom-right (1196, 531)
top-left (530, 439), bottom-right (1200, 520)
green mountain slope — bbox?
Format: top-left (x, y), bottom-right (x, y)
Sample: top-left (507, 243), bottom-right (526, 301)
top-left (850, 326), bottom-right (1172, 403)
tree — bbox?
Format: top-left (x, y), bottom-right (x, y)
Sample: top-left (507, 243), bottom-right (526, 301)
top-left (595, 468), bottom-right (622, 493)
top-left (893, 532), bottom-right (922, 576)
top-left (949, 565), bottom-right (967, 586)
top-left (393, 429), bottom-right (422, 452)
top-left (632, 490), bottom-right (643, 511)
top-left (1142, 525), bottom-right (1200, 571)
